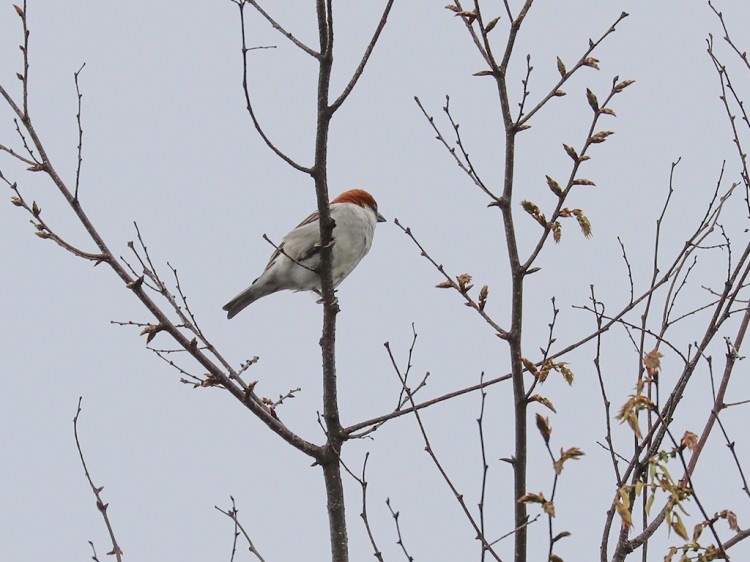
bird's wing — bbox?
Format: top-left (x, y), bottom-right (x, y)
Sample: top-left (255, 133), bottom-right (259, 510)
top-left (262, 210), bottom-right (322, 272)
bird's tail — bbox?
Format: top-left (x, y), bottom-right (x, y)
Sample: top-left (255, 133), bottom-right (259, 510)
top-left (223, 282), bottom-right (275, 319)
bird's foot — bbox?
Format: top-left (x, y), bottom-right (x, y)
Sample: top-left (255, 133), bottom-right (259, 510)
top-left (313, 238), bottom-right (335, 249)
top-left (315, 289), bottom-right (338, 306)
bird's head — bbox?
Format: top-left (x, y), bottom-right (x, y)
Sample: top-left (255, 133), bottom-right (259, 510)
top-left (332, 189), bottom-right (386, 223)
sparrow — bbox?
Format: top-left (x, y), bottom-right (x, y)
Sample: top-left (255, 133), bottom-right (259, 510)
top-left (223, 189), bottom-right (386, 319)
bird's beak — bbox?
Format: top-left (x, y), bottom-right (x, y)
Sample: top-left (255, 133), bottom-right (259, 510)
top-left (376, 211), bottom-right (387, 223)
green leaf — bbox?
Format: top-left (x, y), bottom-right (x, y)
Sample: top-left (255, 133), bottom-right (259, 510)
top-left (485, 16), bottom-right (500, 33)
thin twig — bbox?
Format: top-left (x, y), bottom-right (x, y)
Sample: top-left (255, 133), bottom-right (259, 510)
top-left (414, 96), bottom-right (499, 203)
top-left (242, 0), bottom-right (319, 56)
top-left (215, 497), bottom-right (267, 562)
top-left (234, 1), bottom-right (311, 173)
top-left (393, 218), bottom-right (508, 338)
top-left (340, 453), bottom-right (384, 562)
top-left (262, 233), bottom-right (318, 274)
top-left (477, 373), bottom-right (489, 562)
top-left (590, 287), bottom-right (623, 486)
top-left (617, 237), bottom-right (635, 304)
top-left (329, 0), bottom-right (395, 113)
top-left (345, 370), bottom-right (511, 436)
top-left (0, 142), bottom-right (37, 166)
top-left (73, 62), bottom-right (86, 200)
top-left (517, 11), bottom-right (629, 127)
top-left (384, 342), bottom-right (504, 561)
top-left (386, 498), bottom-right (415, 562)
top-left (73, 398), bottom-right (124, 562)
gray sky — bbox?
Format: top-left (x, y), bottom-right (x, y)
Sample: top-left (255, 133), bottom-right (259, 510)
top-left (2, 1), bottom-right (750, 560)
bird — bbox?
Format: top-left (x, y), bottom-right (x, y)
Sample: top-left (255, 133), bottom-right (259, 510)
top-left (223, 189), bottom-right (386, 319)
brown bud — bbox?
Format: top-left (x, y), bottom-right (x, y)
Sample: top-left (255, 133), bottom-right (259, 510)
top-left (556, 56), bottom-right (566, 77)
top-left (546, 175), bottom-right (562, 196)
top-left (562, 144), bottom-right (578, 161)
top-left (529, 394), bottom-right (557, 413)
top-left (614, 79), bottom-right (635, 93)
top-left (586, 88), bottom-right (599, 112)
top-left (582, 57), bottom-right (600, 70)
top-left (478, 285), bottom-right (489, 311)
top-left (139, 323), bottom-right (163, 344)
top-left (572, 178), bottom-right (595, 186)
top-left (456, 273), bottom-right (472, 292)
top-left (590, 130), bottom-right (615, 143)
top-left (552, 221), bottom-right (561, 243)
top-left (536, 413), bottom-right (551, 444)
top-left (521, 199), bottom-right (541, 216)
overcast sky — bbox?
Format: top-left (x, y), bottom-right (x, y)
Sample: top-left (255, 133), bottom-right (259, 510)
top-left (2, 1), bottom-right (750, 561)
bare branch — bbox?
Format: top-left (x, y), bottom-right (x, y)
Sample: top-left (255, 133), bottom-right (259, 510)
top-left (242, 0), bottom-right (319, 57)
top-left (384, 341), bottom-right (504, 561)
top-left (386, 498), bottom-right (415, 562)
top-left (517, 11), bottom-right (629, 127)
top-left (215, 497), bottom-right (268, 562)
top-left (477, 373), bottom-right (490, 562)
top-left (589, 287), bottom-right (623, 486)
top-left (73, 62), bottom-right (85, 200)
top-left (339, 453), bottom-right (384, 562)
top-left (707, 32), bottom-right (750, 217)
top-left (234, 2), bottom-right (312, 173)
top-left (617, 237), bottom-right (635, 304)
top-left (73, 398), bottom-right (124, 562)
top-left (393, 218), bottom-right (509, 338)
top-left (345, 370), bottom-right (511, 436)
top-left (414, 95), bottom-right (500, 203)
top-left (262, 233), bottom-right (318, 274)
top-left (329, 0), bottom-right (395, 113)
top-left (0, 142), bottom-right (36, 166)
top-left (0, 8), bottom-right (321, 458)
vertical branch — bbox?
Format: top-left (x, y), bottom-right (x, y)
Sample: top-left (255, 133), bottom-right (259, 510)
top-left (477, 374), bottom-right (489, 562)
top-left (311, 2), bottom-right (347, 561)
top-left (233, 3), bottom-right (396, 559)
top-left (73, 62), bottom-right (86, 201)
top-left (19, 1), bottom-right (30, 117)
top-left (493, 4), bottom-right (535, 561)
top-left (314, 0), bottom-right (338, 438)
top-left (457, 2), bottom-right (537, 560)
